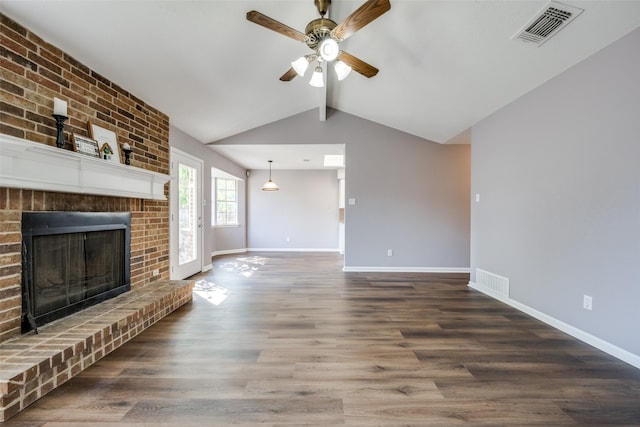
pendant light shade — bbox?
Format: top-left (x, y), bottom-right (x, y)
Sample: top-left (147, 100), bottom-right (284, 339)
top-left (334, 60), bottom-right (352, 81)
top-left (262, 180), bottom-right (279, 191)
top-left (262, 160), bottom-right (279, 191)
top-left (309, 65), bottom-right (324, 88)
top-left (291, 56), bottom-right (310, 77)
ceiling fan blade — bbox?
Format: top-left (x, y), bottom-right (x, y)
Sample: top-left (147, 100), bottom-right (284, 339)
top-left (332, 0), bottom-right (391, 41)
top-left (279, 68), bottom-right (298, 81)
top-left (246, 10), bottom-right (308, 42)
top-left (337, 51), bottom-right (379, 78)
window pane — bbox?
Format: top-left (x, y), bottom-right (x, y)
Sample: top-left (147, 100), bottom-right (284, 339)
top-left (213, 178), bottom-right (238, 226)
top-left (179, 163), bottom-right (197, 265)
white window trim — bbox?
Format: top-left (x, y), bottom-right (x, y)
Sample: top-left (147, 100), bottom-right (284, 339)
top-left (213, 176), bottom-right (239, 227)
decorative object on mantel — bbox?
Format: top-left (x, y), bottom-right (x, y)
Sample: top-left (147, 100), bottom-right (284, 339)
top-left (99, 142), bottom-right (114, 160)
top-left (72, 134), bottom-right (100, 158)
top-left (262, 160), bottom-right (279, 191)
top-left (122, 142), bottom-right (132, 165)
top-left (52, 97), bottom-right (68, 149)
top-left (88, 121), bottom-right (121, 164)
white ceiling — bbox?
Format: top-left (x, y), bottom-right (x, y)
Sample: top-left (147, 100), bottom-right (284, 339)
top-left (3, 1), bottom-right (640, 169)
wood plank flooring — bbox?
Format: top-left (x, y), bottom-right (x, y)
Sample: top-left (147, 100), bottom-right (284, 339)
top-left (5, 252), bottom-right (640, 426)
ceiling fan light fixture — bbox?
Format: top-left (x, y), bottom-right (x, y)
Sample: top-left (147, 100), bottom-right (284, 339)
top-left (334, 60), bottom-right (352, 80)
top-left (247, 0), bottom-right (390, 82)
top-left (291, 56), bottom-right (310, 76)
top-left (309, 65), bottom-right (324, 87)
top-left (318, 38), bottom-right (339, 61)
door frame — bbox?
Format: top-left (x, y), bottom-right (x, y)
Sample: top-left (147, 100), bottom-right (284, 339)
top-left (169, 147), bottom-right (204, 280)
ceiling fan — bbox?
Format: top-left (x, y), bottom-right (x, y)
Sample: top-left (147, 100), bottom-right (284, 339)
top-left (246, 0), bottom-right (391, 86)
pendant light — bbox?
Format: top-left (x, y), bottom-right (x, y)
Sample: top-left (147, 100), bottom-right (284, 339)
top-left (262, 160), bottom-right (279, 191)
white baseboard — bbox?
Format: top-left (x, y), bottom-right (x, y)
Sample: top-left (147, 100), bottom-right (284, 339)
top-left (247, 248), bottom-right (341, 252)
top-left (468, 281), bottom-right (640, 370)
top-left (343, 266), bottom-right (470, 273)
top-left (211, 249), bottom-right (247, 258)
top-left (201, 263), bottom-right (212, 272)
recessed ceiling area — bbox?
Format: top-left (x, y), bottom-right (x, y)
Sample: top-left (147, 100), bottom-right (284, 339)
top-left (211, 144), bottom-right (345, 170)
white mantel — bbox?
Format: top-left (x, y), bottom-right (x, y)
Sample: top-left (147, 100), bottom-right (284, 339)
top-left (0, 134), bottom-right (170, 200)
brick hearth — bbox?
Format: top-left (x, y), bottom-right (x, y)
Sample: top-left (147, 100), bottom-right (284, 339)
top-left (0, 279), bottom-right (194, 421)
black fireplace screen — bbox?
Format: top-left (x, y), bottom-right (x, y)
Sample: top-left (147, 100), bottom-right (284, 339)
top-left (22, 212), bottom-right (131, 332)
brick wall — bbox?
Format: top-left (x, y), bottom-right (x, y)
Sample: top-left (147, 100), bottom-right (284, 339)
top-left (0, 14), bottom-right (171, 343)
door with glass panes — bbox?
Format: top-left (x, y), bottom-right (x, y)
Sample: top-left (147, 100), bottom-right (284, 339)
top-left (170, 148), bottom-right (203, 279)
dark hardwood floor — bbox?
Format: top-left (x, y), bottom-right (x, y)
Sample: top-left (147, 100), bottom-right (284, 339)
top-left (6, 252), bottom-right (640, 426)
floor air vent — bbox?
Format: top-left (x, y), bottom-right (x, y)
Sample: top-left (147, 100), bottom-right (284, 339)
top-left (476, 269), bottom-right (510, 298)
top-left (512, 1), bottom-right (583, 46)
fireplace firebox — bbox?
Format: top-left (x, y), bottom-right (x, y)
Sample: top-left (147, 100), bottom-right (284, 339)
top-left (21, 211), bottom-right (131, 333)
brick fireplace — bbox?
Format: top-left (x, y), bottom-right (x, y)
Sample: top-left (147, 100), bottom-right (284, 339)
top-left (0, 12), bottom-right (172, 343)
top-left (0, 14), bottom-right (194, 421)
top-left (0, 161), bottom-right (173, 345)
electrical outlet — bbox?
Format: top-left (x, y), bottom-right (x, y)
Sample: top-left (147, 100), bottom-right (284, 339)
top-left (285, 236), bottom-right (290, 242)
top-left (153, 269), bottom-right (160, 276)
top-left (387, 249), bottom-right (393, 256)
top-left (583, 295), bottom-right (593, 310)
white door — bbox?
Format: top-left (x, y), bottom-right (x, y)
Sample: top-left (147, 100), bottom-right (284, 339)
top-left (170, 148), bottom-right (203, 279)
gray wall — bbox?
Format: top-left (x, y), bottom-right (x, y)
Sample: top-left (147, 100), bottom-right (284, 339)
top-left (214, 109), bottom-right (471, 270)
top-left (169, 125), bottom-right (247, 261)
top-left (345, 125), bottom-right (470, 269)
top-left (247, 169), bottom-right (339, 250)
top-left (471, 28), bottom-right (640, 357)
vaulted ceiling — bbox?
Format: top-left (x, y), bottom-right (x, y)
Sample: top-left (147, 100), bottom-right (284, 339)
top-left (3, 1), bottom-right (640, 167)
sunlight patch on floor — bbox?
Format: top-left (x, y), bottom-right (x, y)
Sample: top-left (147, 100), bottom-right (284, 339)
top-left (193, 279), bottom-right (229, 305)
top-left (219, 256), bottom-right (267, 278)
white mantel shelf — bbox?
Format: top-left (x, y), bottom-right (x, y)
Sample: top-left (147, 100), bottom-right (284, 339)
top-left (0, 134), bottom-right (170, 200)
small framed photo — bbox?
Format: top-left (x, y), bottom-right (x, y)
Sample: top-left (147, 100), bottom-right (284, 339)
top-left (72, 134), bottom-right (100, 158)
top-left (88, 121), bottom-right (121, 164)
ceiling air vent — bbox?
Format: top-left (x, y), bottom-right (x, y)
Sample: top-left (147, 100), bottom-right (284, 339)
top-left (512, 1), bottom-right (583, 46)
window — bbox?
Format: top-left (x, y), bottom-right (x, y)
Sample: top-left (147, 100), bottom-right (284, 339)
top-left (214, 177), bottom-right (238, 226)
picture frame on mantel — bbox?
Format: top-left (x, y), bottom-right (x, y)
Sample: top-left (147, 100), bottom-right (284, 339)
top-left (72, 134), bottom-right (100, 158)
top-left (88, 121), bottom-right (121, 164)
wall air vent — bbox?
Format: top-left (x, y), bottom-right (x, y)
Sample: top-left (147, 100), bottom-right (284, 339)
top-left (476, 269), bottom-right (510, 299)
top-left (513, 1), bottom-right (584, 46)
